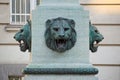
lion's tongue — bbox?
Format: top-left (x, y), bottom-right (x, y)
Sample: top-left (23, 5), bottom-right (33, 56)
top-left (56, 39), bottom-right (65, 48)
top-left (58, 43), bottom-right (64, 48)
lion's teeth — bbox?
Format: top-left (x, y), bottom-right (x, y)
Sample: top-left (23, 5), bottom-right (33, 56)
top-left (94, 41), bottom-right (96, 44)
top-left (21, 40), bottom-right (24, 44)
top-left (94, 41), bottom-right (99, 47)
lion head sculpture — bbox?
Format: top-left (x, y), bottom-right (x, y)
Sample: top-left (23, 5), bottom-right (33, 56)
top-left (14, 20), bottom-right (31, 52)
top-left (44, 17), bottom-right (77, 53)
top-left (89, 22), bottom-right (104, 52)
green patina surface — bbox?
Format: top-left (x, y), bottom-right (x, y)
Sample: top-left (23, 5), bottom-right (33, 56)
top-left (44, 17), bottom-right (77, 53)
top-left (14, 20), bottom-right (31, 52)
top-left (23, 67), bottom-right (98, 74)
top-left (14, 20), bottom-right (103, 53)
top-left (89, 21), bottom-right (104, 52)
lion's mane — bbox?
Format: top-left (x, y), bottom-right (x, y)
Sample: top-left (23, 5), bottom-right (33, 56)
top-left (44, 17), bottom-right (76, 52)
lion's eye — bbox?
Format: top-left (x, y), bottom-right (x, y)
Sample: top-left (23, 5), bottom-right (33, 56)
top-left (64, 28), bottom-right (69, 31)
top-left (20, 29), bottom-right (23, 32)
top-left (53, 28), bottom-right (59, 31)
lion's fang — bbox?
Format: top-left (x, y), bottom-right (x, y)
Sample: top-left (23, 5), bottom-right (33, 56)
top-left (94, 41), bottom-right (99, 47)
top-left (20, 40), bottom-right (24, 44)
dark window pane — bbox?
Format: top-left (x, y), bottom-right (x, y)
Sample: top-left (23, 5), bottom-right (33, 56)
top-left (16, 0), bottom-right (20, 13)
top-left (9, 76), bottom-right (21, 80)
top-left (12, 0), bottom-right (15, 13)
top-left (16, 15), bottom-right (20, 22)
top-left (26, 15), bottom-right (30, 20)
top-left (37, 0), bottom-right (40, 5)
top-left (21, 15), bottom-right (25, 22)
top-left (21, 0), bottom-right (25, 13)
top-left (26, 0), bottom-right (30, 13)
top-left (12, 15), bottom-right (15, 22)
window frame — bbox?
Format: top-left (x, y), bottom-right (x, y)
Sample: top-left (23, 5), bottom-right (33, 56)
top-left (10, 0), bottom-right (37, 25)
top-left (8, 75), bottom-right (24, 80)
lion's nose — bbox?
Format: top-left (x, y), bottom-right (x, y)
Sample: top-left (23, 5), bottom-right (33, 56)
top-left (59, 34), bottom-right (65, 38)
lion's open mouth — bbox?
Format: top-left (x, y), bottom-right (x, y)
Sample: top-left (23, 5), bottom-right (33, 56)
top-left (91, 40), bottom-right (100, 52)
top-left (18, 40), bottom-right (27, 52)
top-left (93, 41), bottom-right (99, 48)
top-left (55, 39), bottom-right (67, 51)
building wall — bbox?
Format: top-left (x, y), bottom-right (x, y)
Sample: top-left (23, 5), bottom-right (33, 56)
top-left (80, 0), bottom-right (120, 80)
top-left (0, 0), bottom-right (30, 80)
top-left (0, 0), bottom-right (120, 80)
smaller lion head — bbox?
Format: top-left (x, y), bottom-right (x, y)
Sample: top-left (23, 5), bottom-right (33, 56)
top-left (89, 22), bottom-right (104, 52)
top-left (14, 20), bottom-right (31, 52)
top-left (44, 17), bottom-right (77, 53)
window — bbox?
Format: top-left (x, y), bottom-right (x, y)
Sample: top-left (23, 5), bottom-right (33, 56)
top-left (10, 0), bottom-right (40, 25)
top-left (9, 76), bottom-right (24, 80)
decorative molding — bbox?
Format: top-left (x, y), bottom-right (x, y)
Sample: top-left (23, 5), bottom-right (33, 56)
top-left (0, 43), bottom-right (18, 45)
top-left (93, 24), bottom-right (120, 26)
top-left (5, 25), bottom-right (23, 32)
top-left (100, 44), bottom-right (120, 46)
top-left (0, 23), bottom-right (9, 25)
top-left (0, 3), bottom-right (9, 5)
top-left (1, 43), bottom-right (120, 47)
top-left (93, 64), bottom-right (120, 66)
top-left (81, 4), bottom-right (120, 6)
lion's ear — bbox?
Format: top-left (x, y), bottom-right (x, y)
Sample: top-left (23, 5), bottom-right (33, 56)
top-left (27, 19), bottom-right (31, 30)
top-left (46, 19), bottom-right (52, 29)
top-left (27, 19), bottom-right (31, 26)
top-left (69, 19), bottom-right (75, 28)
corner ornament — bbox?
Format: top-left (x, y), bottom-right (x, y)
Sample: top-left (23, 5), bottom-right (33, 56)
top-left (89, 21), bottom-right (104, 52)
top-left (44, 17), bottom-right (77, 53)
top-left (14, 20), bottom-right (31, 52)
